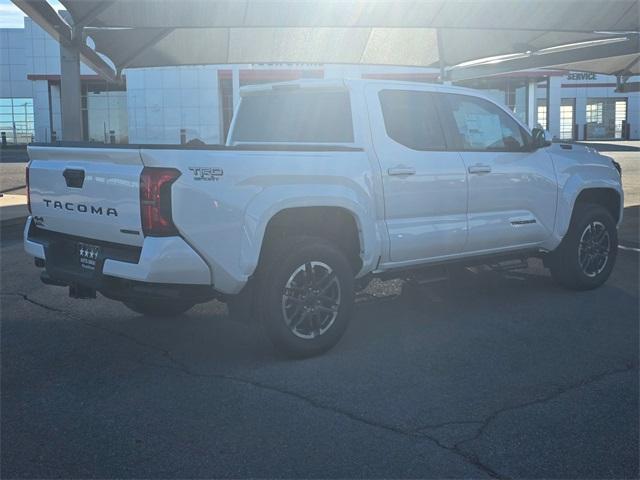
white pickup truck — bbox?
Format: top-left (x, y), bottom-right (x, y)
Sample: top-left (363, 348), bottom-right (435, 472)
top-left (24, 79), bottom-right (623, 357)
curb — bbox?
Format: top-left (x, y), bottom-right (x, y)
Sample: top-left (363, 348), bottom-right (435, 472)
top-left (0, 215), bottom-right (27, 229)
top-left (0, 199), bottom-right (29, 230)
top-left (0, 184), bottom-right (26, 194)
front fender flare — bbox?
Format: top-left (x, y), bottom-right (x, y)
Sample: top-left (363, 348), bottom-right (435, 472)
top-left (555, 176), bottom-right (623, 241)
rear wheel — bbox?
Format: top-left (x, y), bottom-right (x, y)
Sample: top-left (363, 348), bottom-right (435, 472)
top-left (123, 299), bottom-right (194, 317)
top-left (257, 236), bottom-right (354, 358)
top-left (549, 203), bottom-right (617, 290)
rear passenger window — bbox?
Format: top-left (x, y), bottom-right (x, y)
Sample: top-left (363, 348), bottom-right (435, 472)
top-left (378, 90), bottom-right (446, 151)
top-left (231, 90), bottom-right (354, 144)
top-left (441, 94), bottom-right (526, 152)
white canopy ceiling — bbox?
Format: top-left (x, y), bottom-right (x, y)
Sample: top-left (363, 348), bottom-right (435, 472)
top-left (13, 0), bottom-right (640, 79)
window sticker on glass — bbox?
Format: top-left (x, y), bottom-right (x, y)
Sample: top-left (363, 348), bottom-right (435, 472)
top-left (464, 112), bottom-right (503, 149)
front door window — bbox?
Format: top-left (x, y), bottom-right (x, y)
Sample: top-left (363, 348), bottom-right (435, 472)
top-left (442, 94), bottom-right (528, 152)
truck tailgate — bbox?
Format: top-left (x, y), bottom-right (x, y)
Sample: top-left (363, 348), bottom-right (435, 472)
top-left (28, 146), bottom-right (144, 246)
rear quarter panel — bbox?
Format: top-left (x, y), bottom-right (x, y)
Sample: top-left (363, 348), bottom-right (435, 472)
top-left (141, 149), bottom-right (382, 294)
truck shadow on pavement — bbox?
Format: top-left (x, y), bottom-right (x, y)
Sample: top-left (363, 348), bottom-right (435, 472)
top-left (118, 256), bottom-right (638, 370)
top-left (620, 205), bottom-right (639, 247)
top-left (3, 239), bottom-right (638, 478)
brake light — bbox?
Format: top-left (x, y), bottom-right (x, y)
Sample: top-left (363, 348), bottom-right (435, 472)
top-left (26, 163), bottom-right (31, 214)
top-left (140, 167), bottom-right (180, 236)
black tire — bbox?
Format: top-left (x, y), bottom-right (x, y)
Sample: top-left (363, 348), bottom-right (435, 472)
top-left (123, 299), bottom-right (194, 317)
top-left (256, 235), bottom-right (355, 358)
top-left (549, 203), bottom-right (618, 290)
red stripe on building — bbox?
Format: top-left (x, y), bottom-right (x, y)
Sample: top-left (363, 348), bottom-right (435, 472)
top-left (561, 83), bottom-right (618, 88)
top-left (27, 74), bottom-right (124, 81)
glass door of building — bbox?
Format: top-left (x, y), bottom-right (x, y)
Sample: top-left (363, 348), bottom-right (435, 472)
top-left (614, 100), bottom-right (627, 139)
top-left (560, 98), bottom-right (575, 141)
top-left (535, 98), bottom-right (548, 130)
top-left (586, 97), bottom-right (628, 140)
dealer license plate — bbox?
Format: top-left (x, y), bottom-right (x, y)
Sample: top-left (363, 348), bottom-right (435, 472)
top-left (77, 242), bottom-right (100, 271)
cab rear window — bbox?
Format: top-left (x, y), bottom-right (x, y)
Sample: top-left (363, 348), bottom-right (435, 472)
top-left (231, 90), bottom-right (354, 144)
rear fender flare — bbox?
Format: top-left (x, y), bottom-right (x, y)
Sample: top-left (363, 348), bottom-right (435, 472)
top-left (240, 186), bottom-right (381, 278)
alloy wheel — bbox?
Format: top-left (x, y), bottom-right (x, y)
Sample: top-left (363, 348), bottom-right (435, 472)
top-left (578, 221), bottom-right (611, 278)
top-left (281, 261), bottom-right (341, 339)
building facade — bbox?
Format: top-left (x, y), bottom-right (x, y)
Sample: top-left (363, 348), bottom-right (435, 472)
top-left (0, 26), bottom-right (33, 144)
top-left (1, 17), bottom-right (638, 146)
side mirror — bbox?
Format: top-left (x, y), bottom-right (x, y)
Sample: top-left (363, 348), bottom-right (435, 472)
top-left (531, 127), bottom-right (552, 149)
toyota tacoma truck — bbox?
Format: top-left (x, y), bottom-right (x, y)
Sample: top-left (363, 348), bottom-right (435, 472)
top-left (24, 79), bottom-right (623, 357)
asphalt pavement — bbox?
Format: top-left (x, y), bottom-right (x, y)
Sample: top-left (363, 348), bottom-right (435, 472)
top-left (2, 141), bottom-right (639, 478)
top-left (1, 222), bottom-right (638, 478)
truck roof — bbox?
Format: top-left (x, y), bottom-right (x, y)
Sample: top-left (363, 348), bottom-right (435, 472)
top-left (238, 77), bottom-right (486, 97)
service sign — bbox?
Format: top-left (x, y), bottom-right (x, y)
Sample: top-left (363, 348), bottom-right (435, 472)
top-left (566, 72), bottom-right (598, 81)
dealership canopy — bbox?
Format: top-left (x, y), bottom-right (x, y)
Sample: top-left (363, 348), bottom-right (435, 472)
top-left (13, 0), bottom-right (640, 81)
top-left (12, 0), bottom-right (640, 141)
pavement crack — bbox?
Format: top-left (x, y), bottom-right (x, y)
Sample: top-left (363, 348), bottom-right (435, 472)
top-left (135, 353), bottom-right (505, 478)
top-left (410, 362), bottom-right (639, 480)
top-left (61, 317), bottom-right (500, 478)
top-left (128, 337), bottom-right (511, 478)
top-left (0, 291), bottom-right (67, 313)
top-left (412, 419), bottom-right (485, 432)
top-left (406, 420), bottom-right (505, 478)
top-left (10, 288), bottom-right (635, 480)
top-left (15, 306), bottom-right (416, 438)
top-left (0, 289), bottom-right (521, 477)
top-left (453, 361), bottom-right (638, 450)
top-left (405, 362), bottom-right (639, 480)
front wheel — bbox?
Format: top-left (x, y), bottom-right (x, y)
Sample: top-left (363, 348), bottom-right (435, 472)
top-left (257, 236), bottom-right (355, 358)
top-left (549, 204), bottom-right (618, 290)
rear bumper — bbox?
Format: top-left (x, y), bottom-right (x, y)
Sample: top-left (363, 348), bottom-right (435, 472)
top-left (23, 217), bottom-right (215, 302)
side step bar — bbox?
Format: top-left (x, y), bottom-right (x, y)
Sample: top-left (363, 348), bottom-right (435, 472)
top-left (407, 265), bottom-right (449, 285)
top-left (488, 258), bottom-right (529, 272)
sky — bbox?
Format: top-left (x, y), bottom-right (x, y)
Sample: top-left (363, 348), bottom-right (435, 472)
top-left (0, 0), bottom-right (64, 28)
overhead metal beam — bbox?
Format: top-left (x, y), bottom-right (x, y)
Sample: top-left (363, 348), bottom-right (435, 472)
top-left (11, 0), bottom-right (119, 83)
top-left (78, 47), bottom-right (119, 83)
top-left (448, 37), bottom-right (640, 81)
top-left (12, 0), bottom-right (70, 43)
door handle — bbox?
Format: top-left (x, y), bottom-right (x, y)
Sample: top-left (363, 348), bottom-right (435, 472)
top-left (388, 166), bottom-right (416, 176)
top-left (468, 164), bottom-right (492, 174)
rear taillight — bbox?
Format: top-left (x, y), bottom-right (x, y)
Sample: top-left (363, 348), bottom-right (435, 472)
top-left (25, 163), bottom-right (31, 214)
top-left (140, 167), bottom-right (181, 236)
